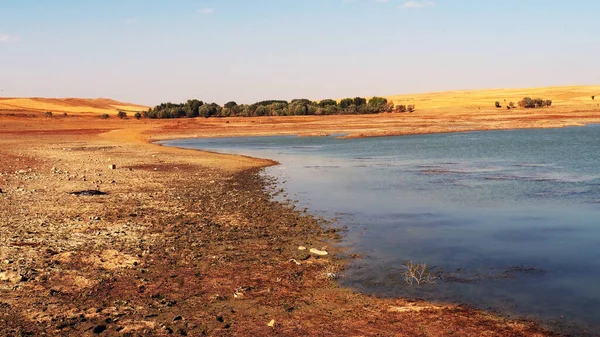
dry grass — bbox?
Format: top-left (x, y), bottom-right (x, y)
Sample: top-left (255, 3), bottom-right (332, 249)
top-left (0, 97), bottom-right (148, 115)
top-left (385, 85), bottom-right (600, 111)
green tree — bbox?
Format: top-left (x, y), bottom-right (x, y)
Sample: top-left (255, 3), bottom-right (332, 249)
top-left (318, 99), bottom-right (337, 108)
top-left (117, 111), bottom-right (127, 119)
top-left (353, 97), bottom-right (367, 106)
top-left (339, 98), bottom-right (354, 109)
top-left (368, 97), bottom-right (388, 111)
top-left (134, 112), bottom-right (142, 120)
top-left (224, 101), bottom-right (238, 109)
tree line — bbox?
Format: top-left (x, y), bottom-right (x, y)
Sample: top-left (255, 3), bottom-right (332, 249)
top-left (136, 97), bottom-right (415, 119)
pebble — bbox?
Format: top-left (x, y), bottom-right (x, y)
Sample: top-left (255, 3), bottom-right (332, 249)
top-left (298, 246), bottom-right (306, 251)
top-left (309, 248), bottom-right (328, 256)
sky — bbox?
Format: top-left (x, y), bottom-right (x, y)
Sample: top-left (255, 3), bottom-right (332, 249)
top-left (1, 0), bottom-right (599, 105)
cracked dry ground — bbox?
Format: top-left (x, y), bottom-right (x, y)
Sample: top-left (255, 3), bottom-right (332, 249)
top-left (0, 127), bottom-right (555, 336)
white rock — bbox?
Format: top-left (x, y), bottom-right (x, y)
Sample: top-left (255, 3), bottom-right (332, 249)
top-left (309, 248), bottom-right (328, 256)
top-left (298, 246), bottom-right (306, 251)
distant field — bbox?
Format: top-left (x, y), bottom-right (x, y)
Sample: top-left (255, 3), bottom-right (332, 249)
top-left (1, 85), bottom-right (599, 117)
top-left (0, 97), bottom-right (148, 115)
top-left (385, 85), bottom-right (600, 112)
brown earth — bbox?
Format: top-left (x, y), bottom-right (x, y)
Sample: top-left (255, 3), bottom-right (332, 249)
top-left (3, 86), bottom-right (600, 336)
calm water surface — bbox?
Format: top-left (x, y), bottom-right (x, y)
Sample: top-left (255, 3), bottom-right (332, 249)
top-left (162, 126), bottom-right (600, 333)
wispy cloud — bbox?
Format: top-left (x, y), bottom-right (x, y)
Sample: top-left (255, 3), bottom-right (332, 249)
top-left (400, 1), bottom-right (436, 9)
top-left (198, 8), bottom-right (215, 15)
top-left (0, 33), bottom-right (18, 43)
top-left (125, 17), bottom-right (138, 24)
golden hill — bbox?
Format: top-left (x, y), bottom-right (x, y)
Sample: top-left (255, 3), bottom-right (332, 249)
top-left (385, 85), bottom-right (600, 112)
top-left (0, 97), bottom-right (148, 115)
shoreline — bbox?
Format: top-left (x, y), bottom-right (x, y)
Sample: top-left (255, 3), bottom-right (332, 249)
top-left (0, 114), bottom-right (584, 336)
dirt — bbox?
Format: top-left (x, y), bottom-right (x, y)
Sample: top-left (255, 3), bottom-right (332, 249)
top-left (0, 112), bottom-right (581, 336)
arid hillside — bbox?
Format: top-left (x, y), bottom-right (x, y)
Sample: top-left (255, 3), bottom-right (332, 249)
top-left (0, 97), bottom-right (148, 115)
top-left (385, 85), bottom-right (600, 112)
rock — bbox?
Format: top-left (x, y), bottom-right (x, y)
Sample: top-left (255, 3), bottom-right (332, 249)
top-left (267, 319), bottom-right (275, 327)
top-left (109, 164), bottom-right (116, 170)
top-left (173, 316), bottom-right (183, 321)
top-left (309, 248), bottom-right (328, 256)
top-left (298, 246), bottom-right (306, 251)
top-left (0, 188), bottom-right (3, 193)
top-left (71, 190), bottom-right (107, 196)
top-left (0, 271), bottom-right (23, 283)
top-left (289, 259), bottom-right (301, 265)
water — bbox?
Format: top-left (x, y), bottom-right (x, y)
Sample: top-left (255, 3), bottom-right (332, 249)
top-left (161, 125), bottom-right (600, 333)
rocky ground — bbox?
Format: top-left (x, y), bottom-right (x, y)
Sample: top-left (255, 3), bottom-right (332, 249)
top-left (0, 118), bottom-right (558, 336)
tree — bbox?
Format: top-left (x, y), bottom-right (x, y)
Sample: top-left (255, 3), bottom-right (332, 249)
top-left (407, 105), bottom-right (415, 113)
top-left (224, 101), bottom-right (238, 109)
top-left (44, 111), bottom-right (53, 118)
top-left (101, 113), bottom-right (109, 119)
top-left (495, 101), bottom-right (501, 108)
top-left (318, 99), bottom-right (337, 108)
top-left (339, 98), bottom-right (354, 109)
top-left (254, 105), bottom-right (268, 116)
top-left (353, 97), bottom-right (367, 106)
top-left (509, 101), bottom-right (515, 108)
top-left (544, 100), bottom-right (552, 107)
top-left (368, 97), bottom-right (388, 112)
top-left (134, 112), bottom-right (142, 120)
top-left (117, 111), bottom-right (127, 119)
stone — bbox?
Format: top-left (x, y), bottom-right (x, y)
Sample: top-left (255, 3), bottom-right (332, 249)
top-left (267, 319), bottom-right (275, 327)
top-left (298, 246), bottom-right (307, 251)
top-left (309, 248), bottom-right (328, 256)
top-left (109, 164), bottom-right (116, 170)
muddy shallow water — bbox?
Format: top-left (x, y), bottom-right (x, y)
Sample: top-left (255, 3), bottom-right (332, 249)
top-left (162, 125), bottom-right (600, 333)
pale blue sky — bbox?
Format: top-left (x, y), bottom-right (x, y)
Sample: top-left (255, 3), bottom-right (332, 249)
top-left (1, 0), bottom-right (598, 105)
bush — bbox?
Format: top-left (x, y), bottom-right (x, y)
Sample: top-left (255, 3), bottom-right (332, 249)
top-left (495, 101), bottom-right (501, 108)
top-left (509, 101), bottom-right (515, 108)
top-left (101, 113), bottom-right (109, 119)
top-left (407, 105), bottom-right (415, 113)
top-left (544, 100), bottom-right (552, 107)
top-left (117, 111), bottom-right (127, 119)
top-left (44, 111), bottom-right (53, 118)
top-left (395, 105), bottom-right (407, 113)
top-left (403, 261), bottom-right (434, 286)
top-left (134, 112), bottom-right (142, 120)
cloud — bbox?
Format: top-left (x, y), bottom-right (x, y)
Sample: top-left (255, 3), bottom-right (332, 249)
top-left (400, 1), bottom-right (435, 9)
top-left (0, 34), bottom-right (18, 43)
top-left (198, 8), bottom-right (215, 15)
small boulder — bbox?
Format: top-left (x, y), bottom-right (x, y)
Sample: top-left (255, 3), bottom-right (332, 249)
top-left (109, 164), bottom-right (116, 170)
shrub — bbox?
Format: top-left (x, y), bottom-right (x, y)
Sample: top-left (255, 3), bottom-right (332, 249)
top-left (395, 105), bottom-right (407, 113)
top-left (592, 96), bottom-right (595, 100)
top-left (403, 261), bottom-right (434, 286)
top-left (407, 105), bottom-right (415, 113)
top-left (44, 111), bottom-right (53, 118)
top-left (544, 100), bottom-right (552, 107)
top-left (134, 112), bottom-right (142, 120)
top-left (117, 111), bottom-right (127, 119)
top-left (101, 113), bottom-right (109, 119)
top-left (495, 101), bottom-right (501, 108)
top-left (509, 101), bottom-right (515, 108)
top-left (63, 112), bottom-right (68, 117)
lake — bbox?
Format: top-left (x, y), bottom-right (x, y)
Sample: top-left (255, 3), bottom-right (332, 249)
top-left (161, 125), bottom-right (600, 334)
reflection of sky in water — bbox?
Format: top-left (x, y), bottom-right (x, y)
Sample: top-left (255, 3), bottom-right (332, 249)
top-left (161, 125), bottom-right (600, 333)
